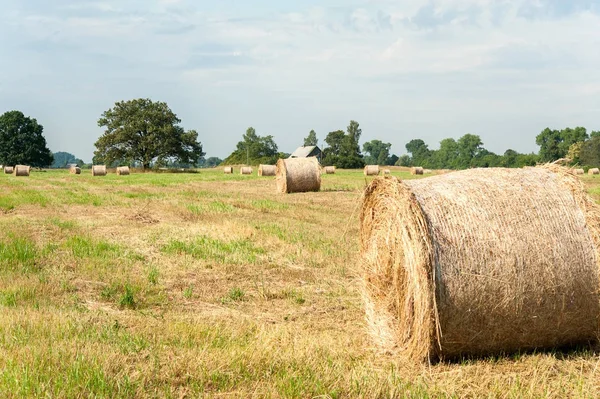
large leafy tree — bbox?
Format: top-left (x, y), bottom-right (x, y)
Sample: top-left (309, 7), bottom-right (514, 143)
top-left (223, 127), bottom-right (281, 165)
top-left (322, 130), bottom-right (345, 166)
top-left (321, 121), bottom-right (365, 168)
top-left (363, 139), bottom-right (391, 165)
top-left (405, 139), bottom-right (431, 167)
top-left (0, 111), bottom-right (54, 167)
top-left (456, 134), bottom-right (484, 169)
top-left (303, 130), bottom-right (318, 147)
top-left (94, 98), bottom-right (204, 169)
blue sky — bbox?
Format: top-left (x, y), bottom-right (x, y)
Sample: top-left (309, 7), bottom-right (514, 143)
top-left (1, 0), bottom-right (599, 161)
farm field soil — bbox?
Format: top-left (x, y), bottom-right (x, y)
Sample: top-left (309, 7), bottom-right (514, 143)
top-left (1, 169), bottom-right (600, 398)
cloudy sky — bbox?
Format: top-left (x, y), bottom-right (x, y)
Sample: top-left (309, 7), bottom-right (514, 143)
top-left (1, 0), bottom-right (599, 161)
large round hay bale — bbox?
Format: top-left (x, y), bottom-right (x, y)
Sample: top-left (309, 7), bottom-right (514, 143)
top-left (573, 168), bottom-right (585, 175)
top-left (411, 167), bottom-right (424, 175)
top-left (69, 166), bottom-right (81, 175)
top-left (276, 157), bottom-right (321, 194)
top-left (223, 166), bottom-right (234, 174)
top-left (364, 165), bottom-right (380, 176)
top-left (258, 164), bottom-right (276, 177)
top-left (360, 166), bottom-right (600, 362)
top-left (240, 167), bottom-right (253, 175)
top-left (4, 166), bottom-right (14, 174)
top-left (324, 166), bottom-right (336, 175)
top-left (14, 165), bottom-right (31, 177)
top-left (116, 166), bottom-right (130, 176)
top-left (92, 165), bottom-right (107, 176)
top-left (589, 168), bottom-right (599, 175)
top-left (383, 169), bottom-right (391, 175)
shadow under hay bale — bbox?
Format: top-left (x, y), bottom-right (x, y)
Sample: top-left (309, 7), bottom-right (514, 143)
top-left (69, 166), bottom-right (81, 175)
top-left (240, 167), bottom-right (253, 175)
top-left (223, 166), bottom-right (234, 174)
top-left (324, 166), bottom-right (336, 174)
top-left (4, 166), bottom-right (14, 174)
top-left (276, 157), bottom-right (321, 194)
top-left (14, 165), bottom-right (31, 177)
top-left (411, 167), bottom-right (424, 175)
top-left (364, 165), bottom-right (380, 176)
top-left (360, 166), bottom-right (600, 362)
top-left (92, 165), bottom-right (107, 176)
top-left (258, 164), bottom-right (276, 176)
top-left (117, 166), bottom-right (130, 176)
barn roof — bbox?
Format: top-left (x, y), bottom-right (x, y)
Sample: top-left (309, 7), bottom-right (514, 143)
top-left (290, 146), bottom-right (321, 158)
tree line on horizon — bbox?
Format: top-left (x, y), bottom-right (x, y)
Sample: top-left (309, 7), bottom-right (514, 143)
top-left (1, 99), bottom-right (599, 171)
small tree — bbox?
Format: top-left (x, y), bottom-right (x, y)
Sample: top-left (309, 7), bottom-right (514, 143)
top-left (0, 111), bottom-right (54, 167)
top-left (363, 139), bottom-right (392, 165)
top-left (223, 127), bottom-right (280, 165)
top-left (303, 130), bottom-right (318, 147)
top-left (94, 98), bottom-right (204, 169)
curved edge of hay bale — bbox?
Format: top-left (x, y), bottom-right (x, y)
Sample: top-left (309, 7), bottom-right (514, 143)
top-left (116, 166), bottom-right (131, 176)
top-left (364, 165), bottom-right (380, 176)
top-left (69, 166), bottom-right (81, 175)
top-left (223, 166), bottom-right (234, 174)
top-left (240, 167), bottom-right (253, 175)
top-left (258, 164), bottom-right (276, 177)
top-left (411, 167), bottom-right (424, 175)
top-left (92, 165), bottom-right (107, 176)
top-left (324, 166), bottom-right (336, 174)
top-left (4, 166), bottom-right (14, 174)
top-left (276, 157), bottom-right (322, 194)
top-left (14, 165), bottom-right (31, 177)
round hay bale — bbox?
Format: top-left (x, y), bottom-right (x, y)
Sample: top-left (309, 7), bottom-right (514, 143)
top-left (383, 169), bottom-right (391, 175)
top-left (589, 168), bottom-right (599, 175)
top-left (69, 166), bottom-right (81, 175)
top-left (276, 157), bottom-right (321, 194)
top-left (573, 168), bottom-right (585, 175)
top-left (423, 169), bottom-right (433, 174)
top-left (13, 165), bottom-right (31, 177)
top-left (116, 166), bottom-right (130, 176)
top-left (324, 166), bottom-right (336, 175)
top-left (92, 165), bottom-right (107, 176)
top-left (240, 167), bottom-right (253, 175)
top-left (364, 165), bottom-right (380, 176)
top-left (360, 166), bottom-right (600, 362)
top-left (411, 167), bottom-right (424, 175)
top-left (223, 166), bottom-right (234, 174)
top-left (258, 164), bottom-right (276, 177)
top-left (4, 166), bottom-right (14, 174)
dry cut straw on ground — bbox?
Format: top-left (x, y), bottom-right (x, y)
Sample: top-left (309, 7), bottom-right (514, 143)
top-left (360, 166), bottom-right (600, 362)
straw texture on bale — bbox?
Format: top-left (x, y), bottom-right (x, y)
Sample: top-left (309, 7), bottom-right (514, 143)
top-left (364, 165), bottom-right (380, 176)
top-left (589, 168), bottom-right (599, 175)
top-left (360, 166), bottom-right (600, 362)
top-left (383, 169), bottom-right (391, 175)
top-left (324, 166), bottom-right (336, 174)
top-left (14, 165), bottom-right (31, 177)
top-left (258, 164), bottom-right (276, 177)
top-left (92, 165), bottom-right (107, 176)
top-left (276, 157), bottom-right (321, 194)
top-left (223, 166), bottom-right (234, 174)
top-left (69, 166), bottom-right (81, 175)
top-left (411, 167), bottom-right (424, 175)
top-left (573, 168), bottom-right (585, 175)
top-left (116, 166), bottom-right (130, 176)
top-left (240, 167), bottom-right (253, 175)
top-left (4, 166), bottom-right (14, 174)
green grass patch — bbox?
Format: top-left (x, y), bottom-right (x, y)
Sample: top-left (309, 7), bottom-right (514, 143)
top-left (0, 236), bottom-right (40, 273)
top-left (162, 237), bottom-right (264, 264)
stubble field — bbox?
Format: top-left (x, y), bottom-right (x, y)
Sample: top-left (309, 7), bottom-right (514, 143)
top-left (1, 168), bottom-right (600, 398)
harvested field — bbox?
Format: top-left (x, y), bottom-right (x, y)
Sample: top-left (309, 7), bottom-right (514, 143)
top-left (0, 168), bottom-right (599, 397)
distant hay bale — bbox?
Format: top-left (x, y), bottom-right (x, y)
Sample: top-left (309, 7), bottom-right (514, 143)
top-left (411, 167), bottom-right (424, 175)
top-left (276, 157), bottom-right (321, 194)
top-left (240, 167), bottom-right (253, 175)
top-left (589, 168), bottom-right (599, 175)
top-left (360, 166), bottom-right (600, 362)
top-left (14, 165), bottom-right (31, 177)
top-left (116, 166), bottom-right (130, 176)
top-left (92, 165), bottom-right (107, 176)
top-left (423, 169), bottom-right (433, 174)
top-left (324, 166), bottom-right (336, 174)
top-left (364, 165), bottom-right (380, 176)
top-left (383, 169), bottom-right (391, 175)
top-left (4, 166), bottom-right (14, 174)
top-left (258, 164), bottom-right (276, 177)
top-left (573, 169), bottom-right (585, 175)
top-left (223, 166), bottom-right (234, 174)
top-left (69, 166), bottom-right (81, 175)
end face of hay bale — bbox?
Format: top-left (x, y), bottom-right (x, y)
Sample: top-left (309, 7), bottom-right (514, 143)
top-left (92, 165), bottom-right (107, 176)
top-left (258, 164), bottom-right (276, 177)
top-left (14, 165), bottom-right (31, 177)
top-left (4, 166), bottom-right (14, 174)
top-left (223, 166), bottom-right (234, 174)
top-left (276, 157), bottom-right (321, 194)
top-left (116, 166), bottom-right (131, 176)
top-left (69, 166), bottom-right (81, 175)
top-left (364, 165), bottom-right (380, 176)
top-left (324, 166), bottom-right (336, 174)
top-left (361, 168), bottom-right (600, 362)
top-left (411, 167), bottom-right (424, 175)
top-left (240, 167), bottom-right (253, 175)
